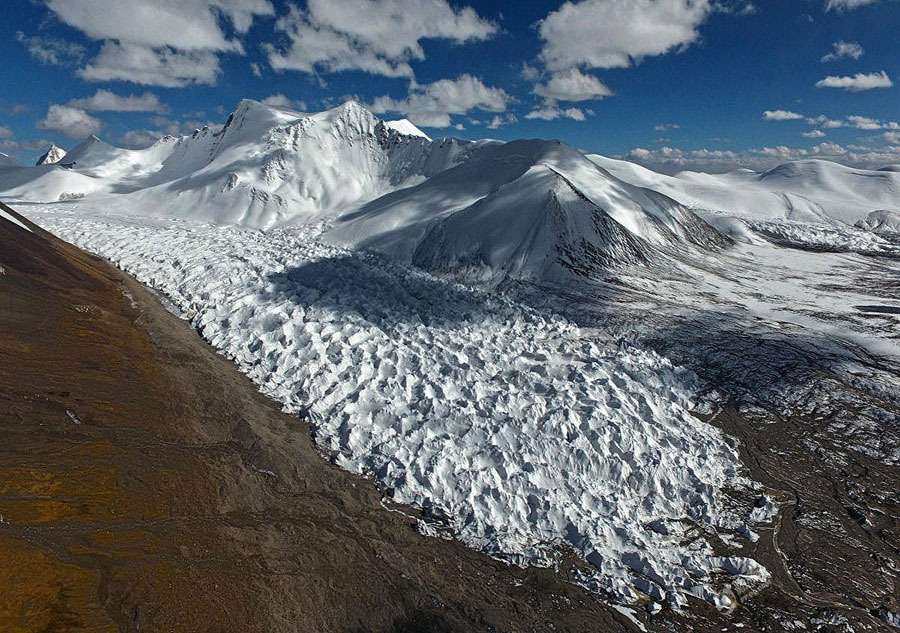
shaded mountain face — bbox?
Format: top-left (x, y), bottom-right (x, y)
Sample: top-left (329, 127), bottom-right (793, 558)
top-left (35, 144), bottom-right (67, 166)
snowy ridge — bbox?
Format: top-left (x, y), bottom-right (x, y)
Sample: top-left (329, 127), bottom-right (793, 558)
top-left (34, 206), bottom-right (767, 610)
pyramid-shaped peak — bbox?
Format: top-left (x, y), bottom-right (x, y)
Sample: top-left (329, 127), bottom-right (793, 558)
top-left (35, 143), bottom-right (67, 166)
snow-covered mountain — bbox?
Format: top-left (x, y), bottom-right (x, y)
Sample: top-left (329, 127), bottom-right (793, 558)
top-left (0, 152), bottom-right (21, 168)
top-left (4, 98), bottom-right (898, 280)
top-left (35, 144), bottom-right (67, 166)
top-left (591, 154), bottom-right (900, 227)
top-left (0, 100), bottom-right (480, 226)
top-left (327, 139), bottom-right (729, 284)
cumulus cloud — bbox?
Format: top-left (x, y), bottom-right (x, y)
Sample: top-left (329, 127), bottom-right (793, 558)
top-left (821, 41), bottom-right (864, 62)
top-left (655, 123), bottom-right (680, 131)
top-left (45, 0), bottom-right (272, 51)
top-left (825, 0), bottom-right (879, 10)
top-left (266, 0), bottom-right (496, 79)
top-left (67, 89), bottom-right (166, 113)
top-left (36, 104), bottom-right (103, 139)
top-left (487, 114), bottom-right (518, 129)
top-left (804, 113), bottom-right (900, 130)
top-left (371, 74), bottom-right (509, 128)
top-left (44, 0), bottom-right (274, 86)
top-left (815, 71), bottom-right (893, 91)
top-left (15, 31), bottom-right (85, 66)
top-left (538, 0), bottom-right (713, 71)
top-left (763, 109), bottom-right (805, 121)
top-left (78, 42), bottom-right (222, 87)
top-left (260, 94), bottom-right (308, 111)
top-left (524, 106), bottom-right (587, 121)
top-left (803, 129), bottom-right (826, 138)
top-left (533, 68), bottom-right (613, 102)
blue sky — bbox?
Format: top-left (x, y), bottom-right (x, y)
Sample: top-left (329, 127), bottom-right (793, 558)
top-left (2, 0), bottom-right (899, 171)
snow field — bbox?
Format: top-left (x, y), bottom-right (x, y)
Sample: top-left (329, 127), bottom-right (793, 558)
top-left (34, 207), bottom-right (767, 608)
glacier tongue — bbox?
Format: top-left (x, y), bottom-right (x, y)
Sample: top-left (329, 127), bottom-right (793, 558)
top-left (32, 205), bottom-right (767, 608)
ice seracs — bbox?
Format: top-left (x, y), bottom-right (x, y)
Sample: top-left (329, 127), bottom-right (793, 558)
top-left (35, 144), bottom-right (67, 166)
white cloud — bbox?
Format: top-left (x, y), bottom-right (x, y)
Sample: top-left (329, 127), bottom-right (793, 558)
top-left (15, 31), bottom-right (85, 65)
top-left (487, 114), bottom-right (518, 129)
top-left (44, 0), bottom-right (273, 86)
top-left (812, 141), bottom-right (847, 155)
top-left (538, 0), bottom-right (713, 71)
top-left (655, 123), bottom-right (680, 131)
top-left (371, 74), bottom-right (509, 128)
top-left (0, 126), bottom-right (12, 139)
top-left (67, 89), bottom-right (166, 113)
top-left (804, 113), bottom-right (900, 130)
top-left (622, 140), bottom-right (900, 174)
top-left (815, 71), bottom-right (893, 91)
top-left (845, 115), bottom-right (884, 130)
top-left (533, 68), bottom-right (612, 102)
top-left (803, 129), bottom-right (826, 138)
top-left (821, 41), bottom-right (864, 62)
top-left (763, 109), bottom-right (805, 121)
top-left (266, 0), bottom-right (496, 79)
top-left (45, 0), bottom-right (273, 51)
top-left (806, 114), bottom-right (846, 128)
top-left (884, 131), bottom-right (900, 144)
top-left (524, 106), bottom-right (587, 121)
top-left (36, 105), bottom-right (103, 139)
top-left (78, 42), bottom-right (222, 87)
top-left (260, 94), bottom-right (308, 111)
top-left (825, 0), bottom-right (879, 10)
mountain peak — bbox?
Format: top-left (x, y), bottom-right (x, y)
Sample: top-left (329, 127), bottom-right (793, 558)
top-left (35, 144), bottom-right (67, 166)
top-left (384, 119), bottom-right (431, 140)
